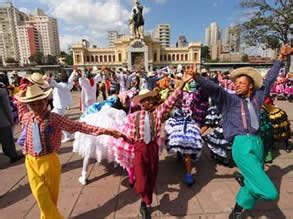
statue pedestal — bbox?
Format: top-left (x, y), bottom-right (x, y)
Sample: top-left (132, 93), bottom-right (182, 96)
top-left (128, 39), bottom-right (148, 71)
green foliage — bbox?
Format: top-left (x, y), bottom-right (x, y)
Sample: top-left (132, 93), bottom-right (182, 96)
top-left (241, 0), bottom-right (292, 71)
top-left (44, 55), bottom-right (57, 65)
top-left (241, 0), bottom-right (292, 47)
top-left (58, 50), bottom-right (73, 66)
top-left (29, 51), bottom-right (44, 65)
top-left (65, 52), bottom-right (73, 66)
top-left (201, 45), bottom-right (211, 61)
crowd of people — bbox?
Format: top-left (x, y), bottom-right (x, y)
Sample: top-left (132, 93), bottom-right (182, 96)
top-left (0, 44), bottom-right (292, 219)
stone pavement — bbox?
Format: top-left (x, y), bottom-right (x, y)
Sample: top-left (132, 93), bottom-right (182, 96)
top-left (0, 92), bottom-right (293, 219)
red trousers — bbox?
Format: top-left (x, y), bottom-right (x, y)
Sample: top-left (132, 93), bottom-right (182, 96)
top-left (134, 141), bottom-right (158, 205)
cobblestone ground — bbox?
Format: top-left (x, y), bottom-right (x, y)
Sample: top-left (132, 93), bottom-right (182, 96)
top-left (0, 91), bottom-right (292, 219)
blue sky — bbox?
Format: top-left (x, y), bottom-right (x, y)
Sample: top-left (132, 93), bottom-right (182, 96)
top-left (13, 0), bottom-right (245, 51)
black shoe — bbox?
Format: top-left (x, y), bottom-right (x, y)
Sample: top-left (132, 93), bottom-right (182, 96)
top-left (140, 202), bottom-right (151, 219)
top-left (10, 155), bottom-right (24, 164)
top-left (233, 171), bottom-right (244, 187)
top-left (229, 209), bottom-right (242, 219)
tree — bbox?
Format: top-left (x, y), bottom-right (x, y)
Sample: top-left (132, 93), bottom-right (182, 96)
top-left (201, 45), bottom-right (211, 62)
top-left (58, 50), bottom-right (73, 66)
top-left (29, 51), bottom-right (44, 65)
top-left (240, 0), bottom-right (293, 71)
top-left (44, 55), bottom-right (57, 65)
top-left (65, 52), bottom-right (73, 66)
top-left (60, 51), bottom-right (67, 57)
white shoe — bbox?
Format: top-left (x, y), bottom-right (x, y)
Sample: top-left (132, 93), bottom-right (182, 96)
top-left (61, 138), bottom-right (72, 143)
top-left (78, 176), bottom-right (87, 185)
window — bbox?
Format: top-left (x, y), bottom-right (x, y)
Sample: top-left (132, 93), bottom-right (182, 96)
top-left (95, 55), bottom-right (99, 62)
top-left (194, 53), bottom-right (198, 61)
top-left (108, 55), bottom-right (112, 62)
top-left (153, 53), bottom-right (157, 62)
top-left (118, 53), bottom-right (122, 62)
top-left (100, 55), bottom-right (103, 62)
top-left (104, 55), bottom-right (107, 62)
top-left (185, 54), bottom-right (188, 61)
top-left (76, 55), bottom-right (80, 63)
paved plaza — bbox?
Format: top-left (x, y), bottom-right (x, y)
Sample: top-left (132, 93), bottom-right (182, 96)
top-left (0, 92), bottom-right (292, 219)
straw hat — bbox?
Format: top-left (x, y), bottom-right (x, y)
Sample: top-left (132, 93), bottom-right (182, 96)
top-left (92, 66), bottom-right (98, 73)
top-left (230, 67), bottom-right (263, 89)
top-left (25, 72), bottom-right (49, 89)
top-left (147, 71), bottom-right (155, 77)
top-left (200, 68), bottom-right (208, 74)
top-left (16, 85), bottom-right (52, 103)
top-left (176, 73), bottom-right (183, 78)
top-left (133, 89), bottom-right (158, 105)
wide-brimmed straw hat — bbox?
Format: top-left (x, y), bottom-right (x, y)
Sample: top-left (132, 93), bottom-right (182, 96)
top-left (133, 89), bottom-right (159, 105)
top-left (25, 72), bottom-right (49, 89)
top-left (200, 68), bottom-right (208, 74)
top-left (16, 84), bottom-right (52, 103)
top-left (230, 67), bottom-right (263, 89)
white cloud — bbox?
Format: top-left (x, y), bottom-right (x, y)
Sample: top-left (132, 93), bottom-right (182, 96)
top-left (60, 34), bottom-right (86, 51)
top-left (34, 0), bottom-right (133, 49)
top-left (20, 0), bottom-right (156, 50)
top-left (18, 7), bottom-right (30, 14)
top-left (143, 6), bottom-right (151, 14)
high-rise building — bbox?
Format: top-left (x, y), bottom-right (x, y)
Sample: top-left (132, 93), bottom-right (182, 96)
top-left (0, 2), bottom-right (24, 64)
top-left (107, 31), bottom-right (124, 48)
top-left (17, 24), bottom-right (39, 65)
top-left (153, 24), bottom-right (170, 47)
top-left (205, 22), bottom-right (220, 47)
top-left (0, 3), bottom-right (60, 66)
top-left (222, 24), bottom-right (240, 53)
top-left (176, 35), bottom-right (188, 48)
top-left (27, 9), bottom-right (60, 56)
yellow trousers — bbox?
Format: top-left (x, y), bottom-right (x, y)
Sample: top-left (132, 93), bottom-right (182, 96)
top-left (25, 153), bottom-right (64, 219)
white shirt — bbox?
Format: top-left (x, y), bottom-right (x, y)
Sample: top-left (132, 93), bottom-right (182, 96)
top-left (79, 72), bottom-right (101, 108)
top-left (50, 71), bottom-right (75, 109)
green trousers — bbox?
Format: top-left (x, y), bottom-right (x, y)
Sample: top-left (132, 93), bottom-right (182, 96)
top-left (232, 135), bottom-right (278, 210)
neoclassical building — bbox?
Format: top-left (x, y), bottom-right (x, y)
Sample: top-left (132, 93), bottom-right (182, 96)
top-left (72, 34), bottom-right (201, 71)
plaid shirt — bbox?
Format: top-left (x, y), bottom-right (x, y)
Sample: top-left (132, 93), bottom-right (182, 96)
top-left (17, 102), bottom-right (107, 157)
top-left (126, 88), bottom-right (182, 143)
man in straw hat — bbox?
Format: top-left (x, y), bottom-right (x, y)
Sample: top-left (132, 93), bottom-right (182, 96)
top-left (193, 44), bottom-right (292, 219)
top-left (25, 72), bottom-right (50, 89)
top-left (123, 72), bottom-right (193, 219)
top-left (15, 85), bottom-right (126, 219)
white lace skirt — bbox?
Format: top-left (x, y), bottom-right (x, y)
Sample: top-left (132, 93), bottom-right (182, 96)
top-left (73, 105), bottom-right (127, 163)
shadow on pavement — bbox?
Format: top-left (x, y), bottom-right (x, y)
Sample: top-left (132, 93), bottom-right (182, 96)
top-left (157, 151), bottom-right (236, 216)
top-left (249, 164), bottom-right (293, 219)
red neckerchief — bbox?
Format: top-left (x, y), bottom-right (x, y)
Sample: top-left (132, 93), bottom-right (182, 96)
top-left (88, 78), bottom-right (94, 87)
